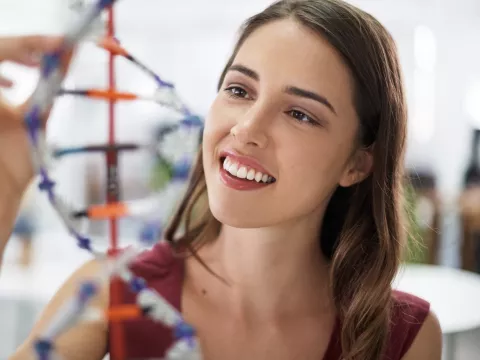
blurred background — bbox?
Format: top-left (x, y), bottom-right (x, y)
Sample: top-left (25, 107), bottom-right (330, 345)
top-left (0, 0), bottom-right (479, 359)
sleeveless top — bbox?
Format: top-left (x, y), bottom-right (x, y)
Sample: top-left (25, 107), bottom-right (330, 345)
top-left (110, 241), bottom-right (430, 359)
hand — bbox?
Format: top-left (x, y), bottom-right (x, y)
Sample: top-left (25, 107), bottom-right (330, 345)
top-left (0, 35), bottom-right (64, 87)
top-left (0, 35), bottom-right (73, 196)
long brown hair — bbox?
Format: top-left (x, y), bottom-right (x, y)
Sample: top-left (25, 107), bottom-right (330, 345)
top-left (165, 1), bottom-right (407, 359)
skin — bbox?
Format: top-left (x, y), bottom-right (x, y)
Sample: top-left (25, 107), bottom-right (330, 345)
top-left (0, 35), bottom-right (66, 266)
top-left (2, 21), bottom-right (441, 360)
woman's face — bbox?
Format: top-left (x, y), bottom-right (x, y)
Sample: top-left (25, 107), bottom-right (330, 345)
top-left (203, 19), bottom-right (370, 229)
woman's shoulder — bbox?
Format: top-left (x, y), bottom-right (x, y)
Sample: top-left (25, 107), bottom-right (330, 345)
top-left (387, 290), bottom-right (441, 359)
top-left (129, 240), bottom-right (182, 275)
top-left (391, 289), bottom-right (430, 324)
top-left (124, 240), bottom-right (184, 306)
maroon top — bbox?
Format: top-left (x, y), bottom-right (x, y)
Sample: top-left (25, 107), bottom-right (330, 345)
top-left (111, 241), bottom-right (430, 359)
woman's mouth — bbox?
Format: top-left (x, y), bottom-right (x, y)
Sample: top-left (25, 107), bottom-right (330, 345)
top-left (220, 156), bottom-right (275, 184)
top-left (218, 155), bottom-right (276, 191)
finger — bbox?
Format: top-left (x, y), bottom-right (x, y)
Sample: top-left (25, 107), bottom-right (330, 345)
top-left (0, 36), bottom-right (64, 67)
top-left (16, 51), bottom-right (42, 67)
top-left (22, 35), bottom-right (64, 53)
top-left (0, 74), bottom-right (13, 88)
top-left (18, 36), bottom-right (65, 67)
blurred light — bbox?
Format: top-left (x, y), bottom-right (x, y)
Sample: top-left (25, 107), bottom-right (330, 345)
top-left (465, 81), bottom-right (480, 129)
top-left (412, 25), bottom-right (437, 143)
top-left (414, 25), bottom-right (437, 73)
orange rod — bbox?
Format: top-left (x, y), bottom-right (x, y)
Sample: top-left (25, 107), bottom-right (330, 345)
top-left (106, 305), bottom-right (142, 321)
top-left (87, 89), bottom-right (138, 101)
top-left (98, 37), bottom-right (129, 57)
top-left (87, 202), bottom-right (128, 219)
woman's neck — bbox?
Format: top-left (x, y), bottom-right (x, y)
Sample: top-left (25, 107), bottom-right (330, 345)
top-left (195, 220), bottom-right (333, 321)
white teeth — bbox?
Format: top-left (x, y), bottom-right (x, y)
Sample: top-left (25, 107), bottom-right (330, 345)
top-left (222, 156), bottom-right (274, 184)
top-left (227, 162), bottom-right (238, 176)
top-left (236, 166), bottom-right (248, 179)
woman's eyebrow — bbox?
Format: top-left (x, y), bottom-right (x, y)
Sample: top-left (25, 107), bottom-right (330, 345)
top-left (284, 86), bottom-right (337, 116)
top-left (227, 63), bottom-right (337, 116)
top-left (227, 64), bottom-right (259, 81)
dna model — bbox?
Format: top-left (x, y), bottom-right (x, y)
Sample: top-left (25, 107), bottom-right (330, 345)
top-left (22, 0), bottom-right (203, 359)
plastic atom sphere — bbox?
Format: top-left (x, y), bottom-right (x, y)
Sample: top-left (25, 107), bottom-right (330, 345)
top-left (22, 0), bottom-right (203, 359)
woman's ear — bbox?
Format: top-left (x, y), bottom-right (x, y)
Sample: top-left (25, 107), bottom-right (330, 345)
top-left (339, 146), bottom-right (374, 187)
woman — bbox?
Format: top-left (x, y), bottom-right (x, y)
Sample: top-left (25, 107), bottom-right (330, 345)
top-left (1, 1), bottom-right (442, 359)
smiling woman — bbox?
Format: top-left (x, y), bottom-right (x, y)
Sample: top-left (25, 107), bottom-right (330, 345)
top-left (164, 1), bottom-right (442, 359)
top-left (1, 1), bottom-right (442, 360)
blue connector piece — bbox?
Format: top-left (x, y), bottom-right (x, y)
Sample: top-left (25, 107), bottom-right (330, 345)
top-left (41, 52), bottom-right (60, 78)
top-left (153, 74), bottom-right (174, 89)
top-left (181, 115), bottom-right (203, 128)
top-left (140, 222), bottom-right (162, 246)
top-left (130, 277), bottom-right (147, 293)
top-left (79, 281), bottom-right (98, 303)
top-left (174, 321), bottom-right (196, 340)
top-left (172, 160), bottom-right (191, 181)
top-left (39, 168), bottom-right (56, 202)
top-left (77, 236), bottom-right (92, 251)
top-left (97, 0), bottom-right (117, 10)
top-left (34, 339), bottom-right (53, 360)
top-left (24, 106), bottom-right (41, 144)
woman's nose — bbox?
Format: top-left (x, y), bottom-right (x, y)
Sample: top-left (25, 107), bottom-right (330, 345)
top-left (229, 105), bottom-right (270, 149)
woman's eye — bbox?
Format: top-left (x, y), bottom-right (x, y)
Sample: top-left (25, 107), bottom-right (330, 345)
top-left (288, 109), bottom-right (319, 126)
top-left (224, 86), bottom-right (250, 99)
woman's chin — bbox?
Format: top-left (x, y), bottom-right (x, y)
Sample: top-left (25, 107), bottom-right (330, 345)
top-left (210, 204), bottom-right (271, 229)
top-left (211, 213), bottom-right (259, 229)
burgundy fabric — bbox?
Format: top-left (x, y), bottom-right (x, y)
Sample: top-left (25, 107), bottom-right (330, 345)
top-left (323, 291), bottom-right (431, 359)
top-left (111, 242), bottom-right (430, 359)
top-left (111, 241), bottom-right (185, 359)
